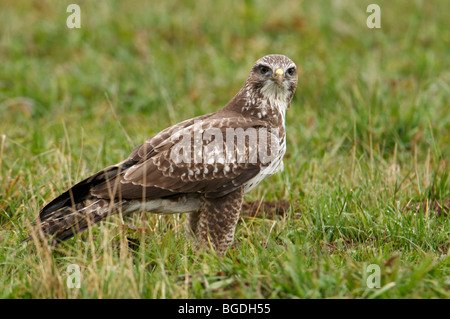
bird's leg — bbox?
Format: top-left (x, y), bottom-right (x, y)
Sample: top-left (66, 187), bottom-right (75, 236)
top-left (188, 186), bottom-right (244, 255)
top-left (186, 209), bottom-right (201, 238)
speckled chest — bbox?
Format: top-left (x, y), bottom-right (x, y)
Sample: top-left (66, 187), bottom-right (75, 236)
top-left (243, 127), bottom-right (286, 194)
top-left (241, 93), bottom-right (289, 193)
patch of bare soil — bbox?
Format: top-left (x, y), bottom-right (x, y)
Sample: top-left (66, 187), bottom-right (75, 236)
top-left (241, 200), bottom-right (292, 219)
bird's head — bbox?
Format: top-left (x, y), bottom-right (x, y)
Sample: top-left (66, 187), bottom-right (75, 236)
top-left (246, 54), bottom-right (298, 103)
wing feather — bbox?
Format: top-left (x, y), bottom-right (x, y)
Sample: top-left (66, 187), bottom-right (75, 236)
top-left (91, 113), bottom-right (273, 199)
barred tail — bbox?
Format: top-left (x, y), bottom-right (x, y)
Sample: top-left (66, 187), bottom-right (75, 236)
top-left (30, 198), bottom-right (126, 245)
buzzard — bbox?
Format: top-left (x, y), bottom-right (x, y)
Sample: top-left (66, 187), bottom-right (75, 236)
top-left (31, 54), bottom-right (298, 255)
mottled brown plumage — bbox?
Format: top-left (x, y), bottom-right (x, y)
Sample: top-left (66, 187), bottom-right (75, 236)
top-left (31, 54), bottom-right (298, 254)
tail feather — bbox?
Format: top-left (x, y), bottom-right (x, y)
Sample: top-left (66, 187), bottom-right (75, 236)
top-left (30, 198), bottom-right (126, 245)
top-left (28, 162), bottom-right (134, 245)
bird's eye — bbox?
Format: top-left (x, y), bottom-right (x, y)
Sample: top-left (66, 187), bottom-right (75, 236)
top-left (287, 67), bottom-right (296, 76)
top-left (259, 66), bottom-right (270, 75)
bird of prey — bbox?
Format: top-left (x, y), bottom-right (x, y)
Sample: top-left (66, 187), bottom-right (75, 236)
top-left (32, 54), bottom-right (298, 255)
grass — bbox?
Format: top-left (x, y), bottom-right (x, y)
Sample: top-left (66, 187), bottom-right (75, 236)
top-left (0, 0), bottom-right (449, 298)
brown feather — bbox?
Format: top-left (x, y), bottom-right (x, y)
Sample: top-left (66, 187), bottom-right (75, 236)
top-left (31, 54), bottom-right (298, 254)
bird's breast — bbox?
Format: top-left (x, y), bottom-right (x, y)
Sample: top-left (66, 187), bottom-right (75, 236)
top-left (243, 133), bottom-right (286, 194)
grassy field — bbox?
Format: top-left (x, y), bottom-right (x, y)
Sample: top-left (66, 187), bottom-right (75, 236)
top-left (0, 0), bottom-right (448, 299)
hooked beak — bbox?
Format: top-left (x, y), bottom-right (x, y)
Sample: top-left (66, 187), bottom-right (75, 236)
top-left (273, 68), bottom-right (284, 86)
